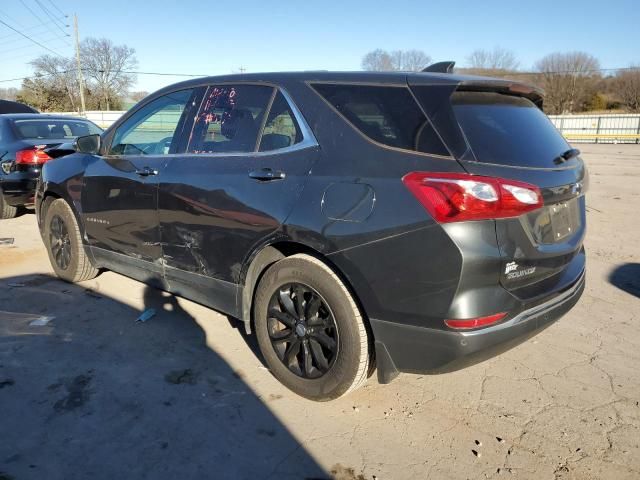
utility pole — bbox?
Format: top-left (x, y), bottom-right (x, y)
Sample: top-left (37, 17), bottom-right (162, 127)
top-left (73, 14), bottom-right (86, 114)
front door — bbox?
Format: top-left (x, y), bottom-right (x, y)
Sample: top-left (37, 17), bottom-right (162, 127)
top-left (158, 85), bottom-right (319, 314)
top-left (82, 88), bottom-right (199, 280)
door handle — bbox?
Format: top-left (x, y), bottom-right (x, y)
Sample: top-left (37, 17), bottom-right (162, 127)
top-left (135, 166), bottom-right (158, 177)
top-left (248, 168), bottom-right (286, 181)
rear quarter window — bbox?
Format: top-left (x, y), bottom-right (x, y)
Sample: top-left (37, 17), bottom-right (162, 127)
top-left (452, 92), bottom-right (571, 167)
top-left (312, 83), bottom-right (450, 157)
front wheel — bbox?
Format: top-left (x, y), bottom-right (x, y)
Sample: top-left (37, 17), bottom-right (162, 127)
top-left (43, 198), bottom-right (98, 283)
top-left (254, 254), bottom-right (371, 401)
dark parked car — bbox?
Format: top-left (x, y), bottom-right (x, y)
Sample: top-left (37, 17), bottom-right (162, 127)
top-left (0, 99), bottom-right (39, 114)
top-left (35, 71), bottom-right (586, 400)
top-left (0, 114), bottom-right (102, 218)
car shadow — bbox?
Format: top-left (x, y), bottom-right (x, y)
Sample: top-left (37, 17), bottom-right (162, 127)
top-left (0, 273), bottom-right (328, 480)
top-left (608, 263), bottom-right (640, 298)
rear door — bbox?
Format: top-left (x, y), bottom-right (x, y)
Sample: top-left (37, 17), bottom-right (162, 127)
top-left (158, 85), bottom-right (319, 314)
top-left (82, 88), bottom-right (198, 275)
top-left (410, 81), bottom-right (587, 299)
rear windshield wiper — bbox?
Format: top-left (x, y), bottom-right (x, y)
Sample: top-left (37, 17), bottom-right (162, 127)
top-left (553, 148), bottom-right (580, 164)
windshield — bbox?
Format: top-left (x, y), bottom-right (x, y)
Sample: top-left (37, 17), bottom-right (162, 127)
top-left (13, 119), bottom-right (102, 140)
top-left (452, 92), bottom-right (570, 167)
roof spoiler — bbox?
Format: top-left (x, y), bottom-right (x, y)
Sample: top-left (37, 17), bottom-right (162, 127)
top-left (422, 61), bottom-right (455, 74)
top-left (457, 80), bottom-right (544, 109)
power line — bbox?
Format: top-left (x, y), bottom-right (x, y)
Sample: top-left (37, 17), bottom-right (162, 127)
top-left (0, 6), bottom-right (25, 27)
top-left (0, 18), bottom-right (64, 57)
top-left (1, 27), bottom-right (68, 45)
top-left (0, 69), bottom-right (209, 84)
top-left (121, 70), bottom-right (209, 77)
top-left (34, 0), bottom-right (69, 37)
top-left (0, 21), bottom-right (69, 41)
top-left (0, 70), bottom-right (71, 84)
top-left (0, 34), bottom-right (71, 55)
top-left (18, 0), bottom-right (70, 46)
top-left (35, 0), bottom-right (67, 28)
top-left (46, 0), bottom-right (66, 17)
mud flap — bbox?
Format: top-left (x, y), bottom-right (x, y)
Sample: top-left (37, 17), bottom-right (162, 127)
top-left (374, 340), bottom-right (400, 384)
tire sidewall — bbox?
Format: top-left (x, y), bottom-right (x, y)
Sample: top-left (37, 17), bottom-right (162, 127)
top-left (0, 190), bottom-right (18, 219)
top-left (254, 257), bottom-right (366, 401)
top-left (44, 200), bottom-right (83, 281)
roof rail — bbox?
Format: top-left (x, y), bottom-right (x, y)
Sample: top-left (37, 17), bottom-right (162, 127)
top-left (422, 61), bottom-right (455, 74)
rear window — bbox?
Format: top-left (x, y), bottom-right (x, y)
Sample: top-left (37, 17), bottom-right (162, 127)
top-left (13, 119), bottom-right (102, 140)
top-left (312, 84), bottom-right (450, 157)
top-left (452, 92), bottom-right (570, 167)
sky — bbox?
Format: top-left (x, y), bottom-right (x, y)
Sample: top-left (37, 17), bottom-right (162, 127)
top-left (1, 0), bottom-right (639, 93)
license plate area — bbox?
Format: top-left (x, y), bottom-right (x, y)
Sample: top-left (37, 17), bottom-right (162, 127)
top-left (523, 197), bottom-right (581, 245)
top-left (549, 202), bottom-right (574, 241)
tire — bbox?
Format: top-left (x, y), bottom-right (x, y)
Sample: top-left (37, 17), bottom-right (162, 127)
top-left (0, 191), bottom-right (18, 219)
top-left (43, 198), bottom-right (98, 283)
top-left (254, 254), bottom-right (370, 401)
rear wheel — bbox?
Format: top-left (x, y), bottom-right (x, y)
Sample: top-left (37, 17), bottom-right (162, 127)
top-left (43, 199), bottom-right (98, 283)
top-left (254, 254), bottom-right (370, 401)
top-left (0, 191), bottom-right (18, 219)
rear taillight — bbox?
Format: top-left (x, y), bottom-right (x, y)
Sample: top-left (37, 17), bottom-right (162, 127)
top-left (402, 172), bottom-right (543, 223)
top-left (445, 312), bottom-right (507, 330)
top-left (15, 147), bottom-right (52, 165)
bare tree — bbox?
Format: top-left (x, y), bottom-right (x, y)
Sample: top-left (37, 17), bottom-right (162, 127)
top-left (391, 50), bottom-right (431, 71)
top-left (130, 91), bottom-right (150, 103)
top-left (80, 38), bottom-right (137, 110)
top-left (362, 49), bottom-right (431, 71)
top-left (30, 55), bottom-right (79, 111)
top-left (466, 47), bottom-right (519, 71)
top-left (535, 52), bottom-right (601, 114)
top-left (361, 49), bottom-right (394, 71)
top-left (0, 87), bottom-right (19, 101)
top-left (614, 67), bottom-right (640, 112)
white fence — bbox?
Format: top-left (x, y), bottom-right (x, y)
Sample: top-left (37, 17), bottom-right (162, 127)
top-left (548, 114), bottom-right (640, 144)
top-left (54, 110), bottom-right (640, 144)
top-left (54, 110), bottom-right (126, 129)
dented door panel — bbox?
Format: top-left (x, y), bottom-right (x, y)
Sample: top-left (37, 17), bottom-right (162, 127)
top-left (158, 147), bottom-right (320, 285)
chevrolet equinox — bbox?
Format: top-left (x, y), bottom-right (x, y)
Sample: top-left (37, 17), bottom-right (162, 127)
top-left (35, 71), bottom-right (586, 401)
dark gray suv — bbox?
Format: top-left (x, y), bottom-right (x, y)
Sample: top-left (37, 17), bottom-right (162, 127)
top-left (36, 71), bottom-right (586, 400)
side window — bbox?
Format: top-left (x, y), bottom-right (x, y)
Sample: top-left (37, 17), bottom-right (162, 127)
top-left (312, 84), bottom-right (450, 157)
top-left (188, 85), bottom-right (274, 154)
top-left (259, 92), bottom-right (302, 152)
top-left (109, 89), bottom-right (194, 156)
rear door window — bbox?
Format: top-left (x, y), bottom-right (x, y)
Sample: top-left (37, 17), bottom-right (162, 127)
top-left (312, 83), bottom-right (450, 157)
top-left (188, 85), bottom-right (274, 154)
top-left (451, 92), bottom-right (571, 167)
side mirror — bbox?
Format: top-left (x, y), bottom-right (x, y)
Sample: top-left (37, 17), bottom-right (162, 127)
top-left (75, 134), bottom-right (101, 155)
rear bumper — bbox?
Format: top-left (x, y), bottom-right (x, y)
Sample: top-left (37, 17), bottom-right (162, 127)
top-left (0, 172), bottom-right (38, 206)
top-left (371, 269), bottom-right (585, 383)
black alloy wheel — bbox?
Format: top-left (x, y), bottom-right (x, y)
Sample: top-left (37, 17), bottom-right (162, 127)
top-left (43, 198), bottom-right (98, 283)
top-left (267, 283), bottom-right (339, 379)
top-left (49, 214), bottom-right (72, 270)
